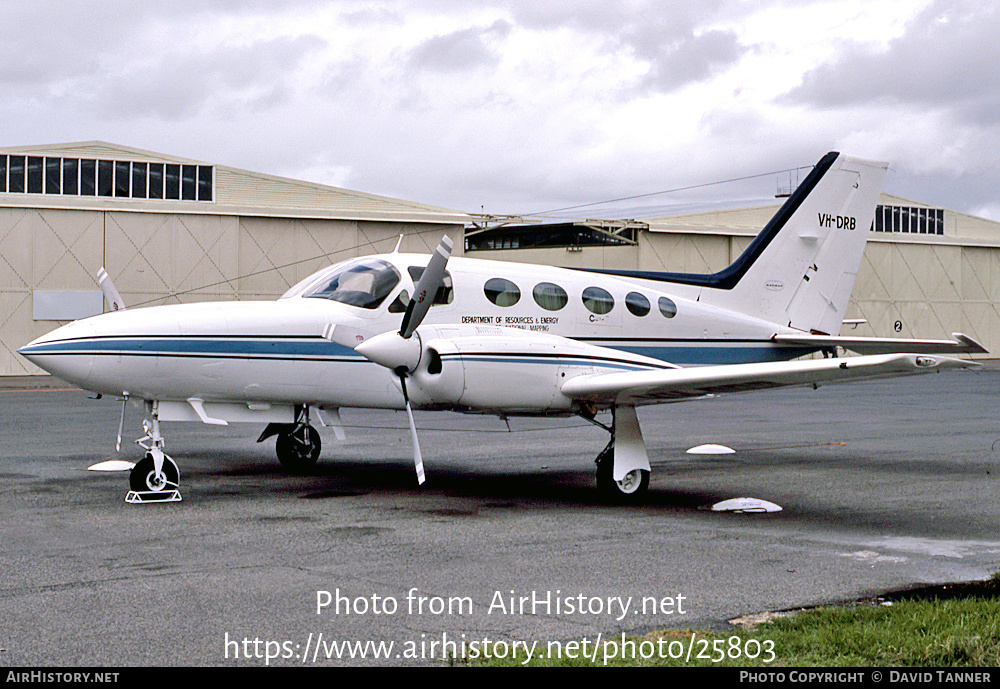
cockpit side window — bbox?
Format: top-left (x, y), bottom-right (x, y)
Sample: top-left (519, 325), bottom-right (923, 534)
top-left (303, 258), bottom-right (401, 309)
top-left (407, 266), bottom-right (454, 305)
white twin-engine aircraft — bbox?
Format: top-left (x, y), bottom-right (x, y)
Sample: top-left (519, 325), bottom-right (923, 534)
top-left (19, 152), bottom-right (986, 503)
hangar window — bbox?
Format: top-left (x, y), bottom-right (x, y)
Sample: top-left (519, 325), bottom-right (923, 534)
top-left (8, 156), bottom-right (25, 193)
top-left (115, 161), bottom-right (130, 197)
top-left (873, 205), bottom-right (943, 235)
top-left (148, 164), bottom-right (164, 199)
top-left (0, 153), bottom-right (213, 202)
top-left (484, 278), bottom-right (521, 307)
top-left (533, 282), bottom-right (568, 311)
top-left (303, 258), bottom-right (401, 309)
top-left (62, 159), bottom-right (78, 195)
top-left (181, 165), bottom-right (197, 200)
top-left (132, 163), bottom-right (147, 198)
top-left (198, 166), bottom-right (213, 201)
top-left (98, 160), bottom-right (114, 196)
top-left (165, 164), bottom-right (180, 199)
top-left (80, 160), bottom-right (96, 196)
top-left (45, 158), bottom-right (60, 194)
top-left (27, 157), bottom-right (43, 194)
top-left (582, 286), bottom-right (614, 315)
top-left (625, 291), bottom-right (650, 317)
top-left (658, 296), bottom-right (677, 319)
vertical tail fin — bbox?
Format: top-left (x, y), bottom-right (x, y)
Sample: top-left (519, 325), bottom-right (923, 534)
top-left (702, 152), bottom-right (887, 335)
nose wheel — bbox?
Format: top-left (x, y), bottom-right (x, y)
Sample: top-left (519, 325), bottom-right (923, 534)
top-left (130, 452), bottom-right (180, 492)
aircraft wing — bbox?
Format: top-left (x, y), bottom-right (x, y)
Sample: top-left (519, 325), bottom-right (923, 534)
top-left (560, 353), bottom-right (977, 406)
top-left (772, 332), bottom-right (987, 355)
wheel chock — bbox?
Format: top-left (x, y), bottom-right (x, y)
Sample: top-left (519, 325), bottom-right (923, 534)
top-left (125, 490), bottom-right (182, 504)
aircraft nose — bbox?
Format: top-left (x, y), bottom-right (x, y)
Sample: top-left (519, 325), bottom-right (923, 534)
top-left (18, 319), bottom-right (98, 386)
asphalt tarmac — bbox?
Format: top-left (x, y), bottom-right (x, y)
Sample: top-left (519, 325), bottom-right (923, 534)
top-left (2, 368), bottom-right (999, 667)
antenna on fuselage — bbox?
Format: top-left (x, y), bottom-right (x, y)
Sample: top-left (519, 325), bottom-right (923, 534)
top-left (392, 234), bottom-right (404, 253)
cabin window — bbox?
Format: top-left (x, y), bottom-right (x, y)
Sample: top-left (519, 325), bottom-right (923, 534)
top-left (625, 292), bottom-right (650, 317)
top-left (582, 286), bottom-right (614, 315)
top-left (407, 266), bottom-right (454, 305)
top-left (303, 258), bottom-right (401, 309)
top-left (532, 282), bottom-right (568, 311)
top-left (658, 296), bottom-right (677, 318)
top-left (388, 289), bottom-right (409, 313)
top-left (484, 277), bottom-right (521, 307)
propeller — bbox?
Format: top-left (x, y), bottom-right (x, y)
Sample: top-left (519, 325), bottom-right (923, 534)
top-left (401, 235), bottom-right (452, 339)
top-left (352, 235), bottom-right (453, 485)
top-left (97, 267), bottom-right (127, 311)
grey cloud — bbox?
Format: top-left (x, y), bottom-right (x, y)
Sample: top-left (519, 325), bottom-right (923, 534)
top-left (509, 1), bottom-right (746, 92)
top-left (96, 35), bottom-right (326, 121)
top-left (637, 29), bottom-right (743, 92)
top-left (786, 1), bottom-right (1000, 125)
top-left (408, 20), bottom-right (512, 73)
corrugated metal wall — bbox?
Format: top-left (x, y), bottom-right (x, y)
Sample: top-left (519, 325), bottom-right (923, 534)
top-left (1, 208), bottom-right (458, 375)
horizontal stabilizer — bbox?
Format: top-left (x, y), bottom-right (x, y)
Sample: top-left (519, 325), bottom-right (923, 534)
top-left (561, 353), bottom-right (978, 406)
top-left (772, 332), bottom-right (988, 356)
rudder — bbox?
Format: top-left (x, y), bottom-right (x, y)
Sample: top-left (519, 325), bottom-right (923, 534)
top-left (703, 152), bottom-right (887, 335)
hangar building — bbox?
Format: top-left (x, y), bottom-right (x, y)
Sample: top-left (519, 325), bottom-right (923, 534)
top-left (466, 195), bottom-right (1000, 359)
top-left (4, 142), bottom-right (998, 377)
top-left (0, 142), bottom-right (468, 376)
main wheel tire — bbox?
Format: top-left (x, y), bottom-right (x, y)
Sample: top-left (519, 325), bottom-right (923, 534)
top-left (596, 460), bottom-right (650, 503)
top-left (129, 453), bottom-right (180, 492)
top-left (276, 424), bottom-right (322, 472)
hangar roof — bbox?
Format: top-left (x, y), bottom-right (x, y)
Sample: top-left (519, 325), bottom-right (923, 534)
top-left (644, 192), bottom-right (1000, 243)
top-left (0, 141), bottom-right (469, 225)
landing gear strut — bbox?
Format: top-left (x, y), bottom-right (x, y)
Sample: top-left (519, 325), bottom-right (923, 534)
top-left (126, 400), bottom-right (182, 503)
top-left (258, 405), bottom-right (322, 473)
top-left (595, 440), bottom-right (650, 502)
top-left (591, 405), bottom-right (651, 503)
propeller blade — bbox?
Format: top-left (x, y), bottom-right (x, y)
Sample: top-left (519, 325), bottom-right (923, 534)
top-left (399, 375), bottom-right (426, 485)
top-left (98, 267), bottom-right (127, 312)
top-left (322, 323), bottom-right (373, 350)
top-left (116, 396), bottom-right (127, 452)
top-left (400, 235), bottom-right (452, 339)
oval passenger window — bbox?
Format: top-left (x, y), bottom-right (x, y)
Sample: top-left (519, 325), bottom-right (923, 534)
top-left (582, 286), bottom-right (614, 315)
top-left (484, 277), bottom-right (521, 307)
top-left (533, 282), bottom-right (568, 311)
top-left (625, 292), bottom-right (650, 317)
top-left (658, 296), bottom-right (677, 318)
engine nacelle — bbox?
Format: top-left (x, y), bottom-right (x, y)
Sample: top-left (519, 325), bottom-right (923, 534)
top-left (401, 325), bottom-right (670, 414)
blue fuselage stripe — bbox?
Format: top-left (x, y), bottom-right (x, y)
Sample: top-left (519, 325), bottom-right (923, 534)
top-left (20, 336), bottom-right (813, 367)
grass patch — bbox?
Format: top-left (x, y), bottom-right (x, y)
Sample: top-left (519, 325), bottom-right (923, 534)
top-left (468, 576), bottom-right (1000, 667)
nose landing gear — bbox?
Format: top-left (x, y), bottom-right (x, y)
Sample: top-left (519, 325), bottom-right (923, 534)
top-left (126, 401), bottom-right (182, 503)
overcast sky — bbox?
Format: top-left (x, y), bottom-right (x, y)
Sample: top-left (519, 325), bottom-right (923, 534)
top-left (3, 0), bottom-right (999, 221)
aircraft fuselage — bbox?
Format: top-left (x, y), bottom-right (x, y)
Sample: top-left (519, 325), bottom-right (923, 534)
top-left (19, 254), bottom-right (811, 415)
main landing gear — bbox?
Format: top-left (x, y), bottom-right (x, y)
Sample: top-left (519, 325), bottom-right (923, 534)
top-left (126, 401), bottom-right (182, 503)
top-left (257, 404), bottom-right (322, 473)
top-left (589, 405), bottom-right (651, 503)
top-left (595, 441), bottom-right (650, 501)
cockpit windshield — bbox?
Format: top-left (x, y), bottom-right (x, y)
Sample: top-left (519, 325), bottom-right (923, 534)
top-left (289, 258), bottom-right (401, 309)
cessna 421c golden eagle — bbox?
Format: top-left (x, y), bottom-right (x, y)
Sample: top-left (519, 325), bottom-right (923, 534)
top-left (19, 152), bottom-right (986, 502)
